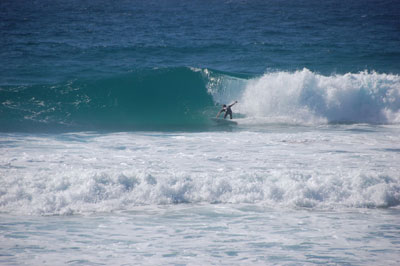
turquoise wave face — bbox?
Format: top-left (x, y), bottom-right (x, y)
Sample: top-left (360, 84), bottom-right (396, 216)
top-left (0, 67), bottom-right (216, 132)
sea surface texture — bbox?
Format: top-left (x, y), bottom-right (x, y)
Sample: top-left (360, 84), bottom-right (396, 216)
top-left (1, 0), bottom-right (400, 265)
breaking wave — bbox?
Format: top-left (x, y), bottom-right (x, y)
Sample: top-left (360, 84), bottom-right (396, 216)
top-left (207, 68), bottom-right (400, 125)
top-left (1, 67), bottom-right (400, 132)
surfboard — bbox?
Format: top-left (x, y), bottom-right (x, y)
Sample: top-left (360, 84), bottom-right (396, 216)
top-left (211, 118), bottom-right (238, 126)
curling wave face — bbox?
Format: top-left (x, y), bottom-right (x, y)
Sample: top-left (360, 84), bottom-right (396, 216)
top-left (0, 67), bottom-right (215, 132)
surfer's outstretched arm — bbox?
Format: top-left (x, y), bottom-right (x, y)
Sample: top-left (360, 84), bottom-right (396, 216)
top-left (229, 101), bottom-right (238, 108)
top-left (216, 109), bottom-right (223, 118)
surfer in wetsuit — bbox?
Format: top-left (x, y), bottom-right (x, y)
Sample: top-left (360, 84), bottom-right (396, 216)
top-left (216, 101), bottom-right (238, 119)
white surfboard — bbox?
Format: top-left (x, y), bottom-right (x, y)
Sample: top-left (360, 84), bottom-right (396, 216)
top-left (211, 118), bottom-right (238, 126)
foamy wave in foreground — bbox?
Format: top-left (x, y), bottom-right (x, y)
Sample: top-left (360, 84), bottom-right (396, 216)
top-left (1, 128), bottom-right (399, 216)
top-left (1, 166), bottom-right (399, 216)
top-left (208, 69), bottom-right (400, 125)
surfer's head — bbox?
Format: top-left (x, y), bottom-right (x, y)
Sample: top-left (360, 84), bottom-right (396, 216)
top-left (222, 104), bottom-right (226, 108)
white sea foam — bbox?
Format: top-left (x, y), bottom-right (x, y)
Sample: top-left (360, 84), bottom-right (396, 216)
top-left (207, 69), bottom-right (400, 125)
top-left (1, 126), bottom-right (399, 216)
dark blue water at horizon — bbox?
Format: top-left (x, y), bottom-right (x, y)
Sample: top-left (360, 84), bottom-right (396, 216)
top-left (1, 0), bottom-right (400, 131)
top-left (2, 0), bottom-right (399, 84)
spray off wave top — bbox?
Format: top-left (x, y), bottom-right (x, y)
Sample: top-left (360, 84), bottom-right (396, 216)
top-left (207, 68), bottom-right (400, 125)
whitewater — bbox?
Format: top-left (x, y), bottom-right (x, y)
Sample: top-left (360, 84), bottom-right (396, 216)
top-left (1, 125), bottom-right (399, 215)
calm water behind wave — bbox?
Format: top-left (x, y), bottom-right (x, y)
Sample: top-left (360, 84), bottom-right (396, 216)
top-left (1, 0), bottom-right (399, 85)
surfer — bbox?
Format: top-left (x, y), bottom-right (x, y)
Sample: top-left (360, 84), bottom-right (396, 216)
top-left (216, 101), bottom-right (238, 119)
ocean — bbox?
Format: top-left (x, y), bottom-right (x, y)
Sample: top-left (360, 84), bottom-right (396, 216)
top-left (1, 0), bottom-right (400, 265)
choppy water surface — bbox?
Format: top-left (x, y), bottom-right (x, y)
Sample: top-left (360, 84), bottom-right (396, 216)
top-left (1, 206), bottom-right (400, 265)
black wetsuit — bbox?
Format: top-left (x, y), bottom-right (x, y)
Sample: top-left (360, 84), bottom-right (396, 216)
top-left (222, 106), bottom-right (233, 119)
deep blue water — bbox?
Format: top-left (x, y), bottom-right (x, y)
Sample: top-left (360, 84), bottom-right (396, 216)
top-left (1, 0), bottom-right (400, 131)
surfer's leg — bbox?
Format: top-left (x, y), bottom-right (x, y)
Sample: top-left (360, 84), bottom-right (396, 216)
top-left (227, 110), bottom-right (232, 119)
